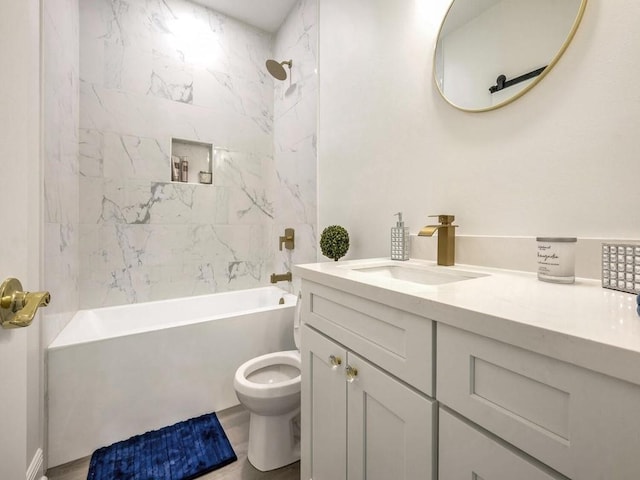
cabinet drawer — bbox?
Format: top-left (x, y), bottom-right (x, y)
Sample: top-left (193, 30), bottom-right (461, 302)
top-left (302, 280), bottom-right (433, 395)
top-left (437, 324), bottom-right (640, 479)
top-left (439, 408), bottom-right (564, 480)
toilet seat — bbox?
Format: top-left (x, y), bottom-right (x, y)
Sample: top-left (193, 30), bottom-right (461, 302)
top-left (234, 350), bottom-right (301, 399)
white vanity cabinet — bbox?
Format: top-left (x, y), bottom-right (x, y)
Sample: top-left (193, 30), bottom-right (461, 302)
top-left (295, 259), bottom-right (640, 480)
top-left (300, 280), bottom-right (435, 480)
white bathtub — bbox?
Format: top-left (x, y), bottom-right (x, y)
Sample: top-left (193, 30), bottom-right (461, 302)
top-left (48, 286), bottom-right (297, 467)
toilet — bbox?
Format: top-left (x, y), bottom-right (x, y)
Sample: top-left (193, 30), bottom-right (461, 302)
top-left (233, 293), bottom-right (302, 471)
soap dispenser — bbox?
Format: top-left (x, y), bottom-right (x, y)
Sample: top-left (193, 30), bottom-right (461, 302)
top-left (391, 212), bottom-right (409, 261)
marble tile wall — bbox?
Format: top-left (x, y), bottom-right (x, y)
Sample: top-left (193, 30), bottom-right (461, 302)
top-left (43, 0), bottom-right (80, 345)
top-left (273, 0), bottom-right (319, 293)
top-left (78, 0), bottom-right (317, 307)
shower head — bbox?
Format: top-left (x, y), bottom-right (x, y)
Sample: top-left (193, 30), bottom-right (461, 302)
top-left (266, 59), bottom-right (292, 81)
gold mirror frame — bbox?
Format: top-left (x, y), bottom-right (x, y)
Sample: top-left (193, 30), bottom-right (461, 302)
top-left (433, 0), bottom-right (588, 113)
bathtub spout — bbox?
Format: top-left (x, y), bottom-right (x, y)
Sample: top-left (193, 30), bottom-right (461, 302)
top-left (270, 272), bottom-right (292, 283)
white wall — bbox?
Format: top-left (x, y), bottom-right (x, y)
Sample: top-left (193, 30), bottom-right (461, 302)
top-left (318, 0), bottom-right (640, 262)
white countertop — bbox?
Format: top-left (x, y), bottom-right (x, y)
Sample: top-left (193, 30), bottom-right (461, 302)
top-left (294, 258), bottom-right (640, 386)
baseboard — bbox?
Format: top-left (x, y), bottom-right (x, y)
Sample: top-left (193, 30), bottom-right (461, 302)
top-left (26, 448), bottom-right (44, 480)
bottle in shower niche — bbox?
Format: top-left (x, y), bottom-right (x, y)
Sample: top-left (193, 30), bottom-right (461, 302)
top-left (171, 156), bottom-right (181, 181)
top-left (180, 156), bottom-right (189, 182)
top-left (391, 212), bottom-right (410, 261)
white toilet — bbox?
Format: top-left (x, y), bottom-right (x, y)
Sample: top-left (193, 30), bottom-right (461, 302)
top-left (233, 293), bottom-right (302, 471)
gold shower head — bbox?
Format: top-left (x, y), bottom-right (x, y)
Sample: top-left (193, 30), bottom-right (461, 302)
top-left (265, 59), bottom-right (292, 81)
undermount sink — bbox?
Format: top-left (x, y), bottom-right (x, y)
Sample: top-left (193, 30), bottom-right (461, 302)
top-left (348, 263), bottom-right (487, 286)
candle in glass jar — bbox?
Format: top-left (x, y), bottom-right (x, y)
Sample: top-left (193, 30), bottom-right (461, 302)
top-left (536, 237), bottom-right (577, 284)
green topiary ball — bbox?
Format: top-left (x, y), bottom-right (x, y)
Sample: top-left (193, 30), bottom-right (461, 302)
top-left (320, 225), bottom-right (350, 261)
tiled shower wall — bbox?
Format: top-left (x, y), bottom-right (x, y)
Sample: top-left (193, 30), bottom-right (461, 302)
top-left (273, 0), bottom-right (318, 287)
top-left (43, 0), bottom-right (80, 345)
top-left (78, 0), bottom-right (317, 307)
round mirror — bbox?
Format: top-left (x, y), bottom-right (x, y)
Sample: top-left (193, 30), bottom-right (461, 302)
top-left (434, 0), bottom-right (587, 112)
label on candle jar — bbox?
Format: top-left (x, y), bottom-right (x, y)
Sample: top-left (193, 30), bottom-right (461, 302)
top-left (536, 237), bottom-right (577, 284)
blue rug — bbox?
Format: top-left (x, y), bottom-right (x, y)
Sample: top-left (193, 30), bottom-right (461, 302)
top-left (87, 412), bottom-right (237, 480)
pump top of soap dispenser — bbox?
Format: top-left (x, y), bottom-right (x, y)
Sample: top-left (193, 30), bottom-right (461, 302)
top-left (394, 212), bottom-right (404, 226)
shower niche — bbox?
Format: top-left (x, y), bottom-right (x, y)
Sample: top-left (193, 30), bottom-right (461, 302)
top-left (170, 138), bottom-right (213, 185)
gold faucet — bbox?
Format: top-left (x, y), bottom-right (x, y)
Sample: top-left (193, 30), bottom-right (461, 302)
top-left (270, 272), bottom-right (292, 283)
top-left (418, 215), bottom-right (458, 266)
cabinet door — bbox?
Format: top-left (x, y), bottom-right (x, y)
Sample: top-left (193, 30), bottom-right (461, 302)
top-left (301, 325), bottom-right (348, 480)
top-left (439, 408), bottom-right (564, 480)
top-left (347, 352), bottom-right (434, 480)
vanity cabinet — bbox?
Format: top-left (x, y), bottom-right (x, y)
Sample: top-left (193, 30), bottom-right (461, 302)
top-left (437, 323), bottom-right (640, 480)
top-left (296, 259), bottom-right (640, 480)
top-left (300, 281), bottom-right (435, 480)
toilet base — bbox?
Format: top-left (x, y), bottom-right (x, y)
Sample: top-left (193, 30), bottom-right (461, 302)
top-left (247, 408), bottom-right (301, 471)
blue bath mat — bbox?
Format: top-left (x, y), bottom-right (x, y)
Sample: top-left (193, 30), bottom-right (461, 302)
top-left (87, 412), bottom-right (237, 480)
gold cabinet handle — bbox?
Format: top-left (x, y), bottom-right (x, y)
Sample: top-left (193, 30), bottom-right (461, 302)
top-left (329, 354), bottom-right (342, 370)
top-left (0, 278), bottom-right (51, 329)
top-left (345, 365), bottom-right (358, 383)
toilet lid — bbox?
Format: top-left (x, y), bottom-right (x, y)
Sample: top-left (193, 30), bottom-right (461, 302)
top-left (293, 291), bottom-right (302, 349)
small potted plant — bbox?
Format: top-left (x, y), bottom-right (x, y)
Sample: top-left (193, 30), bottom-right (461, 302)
top-left (320, 225), bottom-right (350, 261)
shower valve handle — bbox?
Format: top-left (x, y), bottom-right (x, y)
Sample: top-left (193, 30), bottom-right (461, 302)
top-left (279, 228), bottom-right (295, 251)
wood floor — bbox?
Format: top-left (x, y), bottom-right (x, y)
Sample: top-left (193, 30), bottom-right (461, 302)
top-left (46, 405), bottom-right (300, 480)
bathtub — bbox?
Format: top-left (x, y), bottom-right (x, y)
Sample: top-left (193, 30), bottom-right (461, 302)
top-left (48, 286), bottom-right (297, 467)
